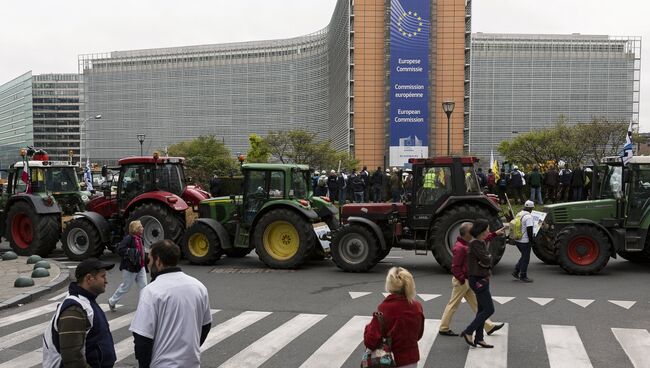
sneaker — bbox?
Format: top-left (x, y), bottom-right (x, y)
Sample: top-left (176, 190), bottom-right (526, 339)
top-left (519, 277), bottom-right (534, 283)
top-left (108, 301), bottom-right (116, 312)
top-left (511, 271), bottom-right (520, 280)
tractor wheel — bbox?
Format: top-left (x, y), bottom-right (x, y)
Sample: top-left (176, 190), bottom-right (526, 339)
top-left (6, 201), bottom-right (59, 257)
top-left (375, 246), bottom-right (392, 263)
top-left (182, 222), bottom-right (223, 265)
top-left (223, 248), bottom-right (252, 258)
top-left (127, 203), bottom-right (184, 252)
top-left (555, 225), bottom-right (611, 275)
top-left (330, 224), bottom-right (379, 272)
top-left (254, 209), bottom-right (314, 269)
top-left (532, 230), bottom-right (558, 265)
top-left (62, 218), bottom-right (102, 261)
top-left (430, 204), bottom-right (505, 272)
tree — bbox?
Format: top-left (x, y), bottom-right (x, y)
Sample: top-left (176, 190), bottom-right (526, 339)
top-left (167, 135), bottom-right (238, 186)
top-left (246, 134), bottom-right (271, 163)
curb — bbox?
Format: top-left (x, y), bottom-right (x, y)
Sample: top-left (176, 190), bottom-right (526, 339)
top-left (0, 259), bottom-right (71, 310)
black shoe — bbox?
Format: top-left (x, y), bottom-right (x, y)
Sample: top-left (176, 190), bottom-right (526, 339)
top-left (439, 330), bottom-right (459, 336)
top-left (520, 277), bottom-right (534, 283)
top-left (475, 340), bottom-right (494, 348)
top-left (511, 271), bottom-right (520, 280)
top-left (487, 323), bottom-right (504, 336)
top-left (460, 332), bottom-right (476, 347)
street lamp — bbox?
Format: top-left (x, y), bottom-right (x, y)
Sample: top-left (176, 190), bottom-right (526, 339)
top-left (137, 134), bottom-right (146, 156)
top-left (442, 101), bottom-right (455, 156)
top-left (80, 114), bottom-right (102, 166)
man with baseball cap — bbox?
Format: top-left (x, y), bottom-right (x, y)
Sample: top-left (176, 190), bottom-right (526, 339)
top-left (512, 200), bottom-right (536, 282)
top-left (43, 259), bottom-right (116, 368)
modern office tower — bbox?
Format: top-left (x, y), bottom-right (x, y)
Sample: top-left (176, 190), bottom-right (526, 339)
top-left (0, 72), bottom-right (33, 169)
top-left (469, 33), bottom-right (641, 160)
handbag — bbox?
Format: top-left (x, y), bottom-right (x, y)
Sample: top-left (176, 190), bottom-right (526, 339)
top-left (360, 312), bottom-right (396, 368)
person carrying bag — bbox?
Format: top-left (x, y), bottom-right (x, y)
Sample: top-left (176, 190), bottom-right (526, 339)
top-left (108, 220), bottom-right (148, 311)
top-left (361, 312), bottom-right (396, 367)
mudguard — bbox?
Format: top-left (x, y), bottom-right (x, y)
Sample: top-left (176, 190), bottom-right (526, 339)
top-left (346, 216), bottom-right (388, 250)
top-left (71, 211), bottom-right (112, 244)
top-left (192, 218), bottom-right (232, 250)
top-left (126, 191), bottom-right (189, 213)
top-left (7, 194), bottom-right (62, 215)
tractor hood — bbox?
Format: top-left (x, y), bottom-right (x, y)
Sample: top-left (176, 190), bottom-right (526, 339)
top-left (341, 202), bottom-right (408, 220)
top-left (543, 199), bottom-right (617, 225)
top-left (182, 185), bottom-right (210, 206)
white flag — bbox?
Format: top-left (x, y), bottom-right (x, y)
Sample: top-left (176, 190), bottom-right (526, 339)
top-left (489, 150), bottom-right (494, 169)
top-left (621, 122), bottom-right (634, 165)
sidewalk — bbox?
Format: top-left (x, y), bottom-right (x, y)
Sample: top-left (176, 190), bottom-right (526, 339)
top-left (0, 254), bottom-right (70, 310)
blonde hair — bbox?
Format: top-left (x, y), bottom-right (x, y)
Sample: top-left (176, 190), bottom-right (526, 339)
top-left (128, 220), bottom-right (143, 235)
top-left (385, 267), bottom-right (416, 303)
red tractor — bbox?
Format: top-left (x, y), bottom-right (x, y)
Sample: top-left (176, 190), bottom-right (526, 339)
top-left (330, 156), bottom-right (506, 272)
top-left (61, 154), bottom-right (209, 260)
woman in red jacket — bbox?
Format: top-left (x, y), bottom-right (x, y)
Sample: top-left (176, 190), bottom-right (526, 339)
top-left (364, 267), bottom-right (425, 368)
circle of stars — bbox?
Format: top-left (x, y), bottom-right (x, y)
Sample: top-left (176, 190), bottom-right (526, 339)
top-left (397, 10), bottom-right (423, 38)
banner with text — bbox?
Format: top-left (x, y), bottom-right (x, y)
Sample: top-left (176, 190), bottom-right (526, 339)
top-left (389, 0), bottom-right (430, 167)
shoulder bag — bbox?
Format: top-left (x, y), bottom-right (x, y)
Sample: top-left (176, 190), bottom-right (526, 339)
top-left (360, 312), bottom-right (396, 368)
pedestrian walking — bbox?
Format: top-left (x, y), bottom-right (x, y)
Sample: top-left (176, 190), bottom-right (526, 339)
top-left (544, 165), bottom-right (559, 203)
top-left (108, 220), bottom-right (148, 311)
top-left (371, 167), bottom-right (383, 203)
top-left (558, 164), bottom-right (572, 201)
top-left (364, 267), bottom-right (424, 368)
top-left (439, 222), bottom-right (505, 337)
top-left (511, 200), bottom-right (536, 282)
top-left (528, 165), bottom-right (543, 204)
top-left (327, 170), bottom-right (339, 201)
top-left (209, 174), bottom-right (220, 197)
top-left (509, 166), bottom-right (525, 204)
top-left (460, 219), bottom-right (497, 348)
top-left (43, 259), bottom-right (116, 368)
top-left (570, 165), bottom-right (585, 201)
top-left (130, 239), bottom-right (212, 368)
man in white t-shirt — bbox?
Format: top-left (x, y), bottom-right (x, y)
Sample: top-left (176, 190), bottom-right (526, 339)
top-left (130, 240), bottom-right (212, 367)
top-left (512, 200), bottom-right (535, 283)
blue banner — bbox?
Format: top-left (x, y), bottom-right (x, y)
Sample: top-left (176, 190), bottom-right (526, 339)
top-left (389, 0), bottom-right (430, 167)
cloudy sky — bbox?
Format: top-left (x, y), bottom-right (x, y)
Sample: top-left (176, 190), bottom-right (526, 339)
top-left (1, 0), bottom-right (647, 130)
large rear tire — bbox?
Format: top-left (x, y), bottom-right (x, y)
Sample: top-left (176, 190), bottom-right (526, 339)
top-left (430, 204), bottom-right (505, 272)
top-left (532, 229), bottom-right (558, 265)
top-left (556, 225), bottom-right (611, 275)
top-left (61, 218), bottom-right (102, 261)
top-left (7, 201), bottom-right (59, 257)
top-left (126, 203), bottom-right (184, 252)
top-left (330, 224), bottom-right (379, 272)
top-left (254, 209), bottom-right (314, 269)
top-left (182, 222), bottom-right (223, 265)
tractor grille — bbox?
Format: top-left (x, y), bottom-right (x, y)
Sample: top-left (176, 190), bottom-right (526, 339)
top-left (552, 208), bottom-right (569, 223)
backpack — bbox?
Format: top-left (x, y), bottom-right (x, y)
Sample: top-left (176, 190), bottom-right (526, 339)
top-left (509, 211), bottom-right (527, 240)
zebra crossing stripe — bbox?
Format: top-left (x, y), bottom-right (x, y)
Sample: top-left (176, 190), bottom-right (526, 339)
top-left (298, 315), bottom-right (372, 368)
top-left (219, 313), bottom-right (326, 368)
top-left (417, 319), bottom-right (441, 368)
top-left (611, 328), bottom-right (650, 368)
top-left (542, 325), bottom-right (592, 368)
top-left (200, 311), bottom-right (272, 353)
top-left (0, 302), bottom-right (57, 328)
top-left (464, 323), bottom-right (509, 368)
top-left (0, 350), bottom-right (42, 368)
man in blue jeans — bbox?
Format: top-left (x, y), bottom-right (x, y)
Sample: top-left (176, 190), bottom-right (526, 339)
top-left (513, 200), bottom-right (535, 282)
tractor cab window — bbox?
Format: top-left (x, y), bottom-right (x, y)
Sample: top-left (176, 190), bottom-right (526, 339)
top-left (291, 170), bottom-right (310, 199)
top-left (269, 171), bottom-right (284, 199)
top-left (602, 166), bottom-right (623, 199)
top-left (464, 166), bottom-right (480, 193)
top-left (244, 170), bottom-right (268, 224)
top-left (30, 168), bottom-right (46, 192)
top-left (627, 165), bottom-right (650, 223)
top-left (45, 167), bottom-right (79, 192)
top-left (416, 166), bottom-right (452, 206)
top-left (14, 167), bottom-right (27, 193)
top-left (120, 165), bottom-right (147, 203)
top-left (156, 164), bottom-right (184, 196)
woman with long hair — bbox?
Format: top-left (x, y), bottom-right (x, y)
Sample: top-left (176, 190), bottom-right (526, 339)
top-left (108, 220), bottom-right (147, 311)
top-left (364, 267), bottom-right (425, 368)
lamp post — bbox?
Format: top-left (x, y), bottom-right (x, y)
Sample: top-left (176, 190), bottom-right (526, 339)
top-left (442, 101), bottom-right (455, 156)
top-left (137, 134), bottom-right (146, 156)
top-left (80, 114), bottom-right (102, 166)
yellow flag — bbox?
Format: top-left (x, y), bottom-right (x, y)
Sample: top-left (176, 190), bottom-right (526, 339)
top-left (492, 160), bottom-right (500, 181)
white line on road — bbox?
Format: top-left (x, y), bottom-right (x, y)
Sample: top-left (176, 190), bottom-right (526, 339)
top-left (542, 325), bottom-right (592, 368)
top-left (464, 323), bottom-right (509, 368)
top-left (298, 315), bottom-right (371, 368)
top-left (417, 319), bottom-right (441, 368)
top-left (200, 311), bottom-right (272, 353)
top-left (0, 303), bottom-right (57, 328)
top-left (612, 328), bottom-right (650, 368)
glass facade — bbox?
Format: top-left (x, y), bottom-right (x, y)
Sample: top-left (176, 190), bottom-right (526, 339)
top-left (0, 72), bottom-right (33, 170)
top-left (469, 33), bottom-right (641, 160)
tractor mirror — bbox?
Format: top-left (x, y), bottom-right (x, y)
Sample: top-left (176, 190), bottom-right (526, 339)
top-left (101, 166), bottom-right (108, 176)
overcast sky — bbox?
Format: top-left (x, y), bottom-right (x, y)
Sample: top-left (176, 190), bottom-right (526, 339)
top-left (1, 0), bottom-right (647, 130)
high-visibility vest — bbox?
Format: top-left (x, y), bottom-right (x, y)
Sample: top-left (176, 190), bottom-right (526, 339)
top-left (424, 171), bottom-right (437, 188)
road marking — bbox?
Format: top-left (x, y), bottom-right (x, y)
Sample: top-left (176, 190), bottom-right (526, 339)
top-left (299, 315), bottom-right (371, 368)
top-left (384, 256), bottom-right (403, 259)
top-left (48, 291), bottom-right (68, 301)
top-left (608, 300), bottom-right (636, 310)
top-left (612, 328), bottom-right (650, 368)
top-left (382, 292), bottom-right (390, 298)
top-left (465, 323), bottom-right (509, 368)
top-left (528, 297), bottom-right (554, 306)
top-left (0, 302), bottom-right (57, 328)
top-left (418, 294), bottom-right (441, 301)
top-left (219, 313), bottom-right (326, 368)
top-left (492, 296), bottom-right (515, 305)
top-left (200, 311), bottom-right (271, 353)
top-left (417, 319), bottom-right (441, 368)
top-left (567, 299), bottom-right (594, 308)
top-left (349, 291), bottom-right (372, 299)
top-left (542, 325), bottom-right (592, 368)
top-left (0, 350), bottom-right (42, 368)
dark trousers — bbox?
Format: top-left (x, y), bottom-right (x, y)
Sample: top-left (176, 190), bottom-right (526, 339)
top-left (571, 187), bottom-right (583, 201)
top-left (514, 242), bottom-right (532, 277)
top-left (391, 190), bottom-right (400, 203)
top-left (513, 186), bottom-right (524, 203)
top-left (372, 187), bottom-right (381, 203)
top-left (498, 187), bottom-right (507, 203)
top-left (545, 185), bottom-right (557, 203)
top-left (354, 191), bottom-right (364, 203)
top-left (338, 189), bottom-right (347, 206)
top-left (558, 184), bottom-right (569, 201)
top-left (464, 276), bottom-right (494, 342)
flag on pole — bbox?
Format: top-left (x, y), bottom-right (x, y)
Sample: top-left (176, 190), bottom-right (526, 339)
top-left (489, 150), bottom-right (494, 169)
top-left (492, 159), bottom-right (500, 181)
top-left (621, 122), bottom-right (634, 165)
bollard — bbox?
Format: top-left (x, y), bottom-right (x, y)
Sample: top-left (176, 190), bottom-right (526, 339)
top-left (2, 251), bottom-right (18, 261)
top-left (14, 276), bottom-right (35, 287)
top-left (32, 268), bottom-right (50, 278)
top-left (33, 261), bottom-right (51, 270)
top-left (27, 255), bottom-right (43, 264)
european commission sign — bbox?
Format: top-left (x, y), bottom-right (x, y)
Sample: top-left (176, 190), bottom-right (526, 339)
top-left (389, 0), bottom-right (430, 167)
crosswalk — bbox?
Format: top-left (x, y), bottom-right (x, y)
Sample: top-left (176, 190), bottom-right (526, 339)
top-left (0, 301), bottom-right (649, 368)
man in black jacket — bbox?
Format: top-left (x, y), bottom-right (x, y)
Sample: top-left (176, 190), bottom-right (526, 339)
top-left (370, 167), bottom-right (383, 203)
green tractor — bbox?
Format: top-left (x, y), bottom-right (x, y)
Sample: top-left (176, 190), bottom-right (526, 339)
top-left (183, 163), bottom-right (338, 268)
top-left (539, 156), bottom-right (650, 274)
top-left (0, 148), bottom-right (92, 256)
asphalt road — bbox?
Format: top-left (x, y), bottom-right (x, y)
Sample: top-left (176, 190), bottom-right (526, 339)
top-left (1, 241), bottom-right (649, 367)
